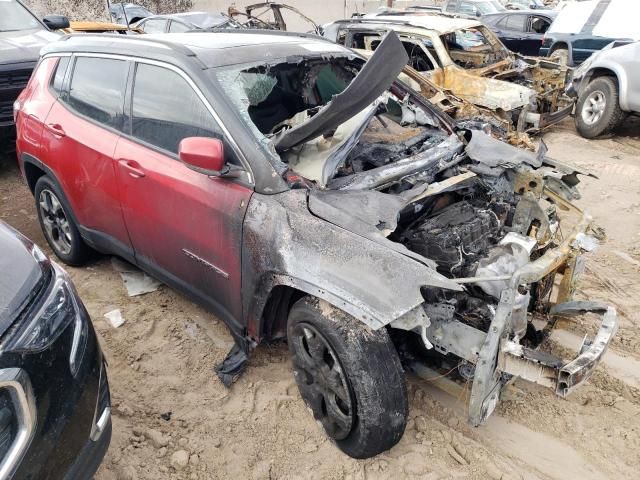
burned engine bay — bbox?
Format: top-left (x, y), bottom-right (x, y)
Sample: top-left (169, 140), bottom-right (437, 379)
top-left (234, 33), bottom-right (586, 344)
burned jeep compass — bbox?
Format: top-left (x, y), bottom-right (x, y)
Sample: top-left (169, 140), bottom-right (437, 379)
top-left (26, 31), bottom-right (617, 460)
top-left (215, 31), bottom-right (616, 454)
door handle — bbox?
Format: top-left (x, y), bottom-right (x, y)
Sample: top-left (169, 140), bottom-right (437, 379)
top-left (45, 123), bottom-right (65, 137)
top-left (118, 159), bottom-right (146, 178)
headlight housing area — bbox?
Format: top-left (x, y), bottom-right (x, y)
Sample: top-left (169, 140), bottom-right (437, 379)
top-left (3, 266), bottom-right (88, 375)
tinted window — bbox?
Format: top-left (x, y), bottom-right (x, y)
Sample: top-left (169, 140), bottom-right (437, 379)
top-left (51, 57), bottom-right (70, 95)
top-left (501, 14), bottom-right (526, 31)
top-left (67, 57), bottom-right (129, 129)
top-left (168, 20), bottom-right (191, 32)
top-left (141, 18), bottom-right (166, 33)
top-left (131, 63), bottom-right (220, 156)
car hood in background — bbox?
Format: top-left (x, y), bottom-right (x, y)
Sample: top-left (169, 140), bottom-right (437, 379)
top-left (0, 28), bottom-right (60, 65)
top-left (0, 223), bottom-right (44, 336)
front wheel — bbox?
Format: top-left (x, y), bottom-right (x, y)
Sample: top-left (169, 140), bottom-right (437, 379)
top-left (575, 76), bottom-right (625, 139)
top-left (287, 297), bottom-right (408, 459)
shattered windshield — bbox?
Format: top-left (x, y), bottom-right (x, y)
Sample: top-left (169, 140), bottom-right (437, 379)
top-left (212, 51), bottom-right (447, 188)
top-left (441, 25), bottom-right (510, 68)
top-left (213, 55), bottom-right (363, 176)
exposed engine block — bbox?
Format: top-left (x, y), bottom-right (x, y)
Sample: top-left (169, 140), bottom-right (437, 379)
top-left (404, 201), bottom-right (501, 277)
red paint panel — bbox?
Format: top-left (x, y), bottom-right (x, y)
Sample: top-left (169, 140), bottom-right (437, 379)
top-left (113, 136), bottom-right (252, 322)
top-left (40, 101), bottom-right (130, 249)
top-left (16, 57), bottom-right (58, 167)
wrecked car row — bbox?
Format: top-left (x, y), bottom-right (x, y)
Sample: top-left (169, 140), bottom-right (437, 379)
top-left (324, 13), bottom-right (574, 135)
top-left (10, 25), bottom-right (617, 462)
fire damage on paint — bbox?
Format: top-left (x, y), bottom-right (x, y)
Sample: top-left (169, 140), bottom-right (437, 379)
top-left (214, 32), bottom-right (617, 426)
top-left (227, 2), bottom-right (321, 34)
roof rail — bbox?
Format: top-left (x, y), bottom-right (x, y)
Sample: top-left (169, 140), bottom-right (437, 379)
top-left (57, 32), bottom-right (198, 58)
top-left (191, 27), bottom-right (332, 43)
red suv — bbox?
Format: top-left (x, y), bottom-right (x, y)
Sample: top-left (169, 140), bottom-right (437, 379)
top-left (15, 31), bottom-right (616, 459)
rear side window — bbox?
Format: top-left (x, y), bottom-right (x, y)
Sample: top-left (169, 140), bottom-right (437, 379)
top-left (51, 57), bottom-right (70, 95)
top-left (499, 14), bottom-right (526, 31)
top-left (66, 57), bottom-right (129, 130)
top-left (168, 20), bottom-right (191, 33)
top-left (141, 18), bottom-right (167, 33)
top-left (130, 63), bottom-right (220, 156)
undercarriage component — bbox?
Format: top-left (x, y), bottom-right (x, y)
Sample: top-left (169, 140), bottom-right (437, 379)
top-left (215, 343), bottom-right (249, 387)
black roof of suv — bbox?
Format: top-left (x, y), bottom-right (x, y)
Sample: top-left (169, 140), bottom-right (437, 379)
top-left (41, 30), bottom-right (339, 69)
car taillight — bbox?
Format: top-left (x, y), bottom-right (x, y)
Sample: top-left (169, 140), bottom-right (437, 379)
top-left (0, 369), bottom-right (36, 479)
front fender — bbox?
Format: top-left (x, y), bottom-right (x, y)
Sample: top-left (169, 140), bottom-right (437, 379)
top-left (242, 190), bottom-right (462, 337)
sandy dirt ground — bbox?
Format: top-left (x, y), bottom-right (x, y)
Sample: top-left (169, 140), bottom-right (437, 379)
top-left (1, 118), bottom-right (639, 480)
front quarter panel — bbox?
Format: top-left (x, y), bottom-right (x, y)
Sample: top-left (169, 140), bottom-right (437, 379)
top-left (242, 190), bottom-right (461, 339)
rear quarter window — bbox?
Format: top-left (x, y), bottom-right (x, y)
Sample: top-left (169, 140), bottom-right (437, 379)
top-left (66, 57), bottom-right (129, 130)
top-left (140, 18), bottom-right (167, 33)
top-left (50, 57), bottom-right (70, 95)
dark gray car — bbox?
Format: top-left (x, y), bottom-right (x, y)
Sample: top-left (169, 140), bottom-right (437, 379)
top-left (0, 0), bottom-right (67, 145)
top-left (134, 11), bottom-right (241, 33)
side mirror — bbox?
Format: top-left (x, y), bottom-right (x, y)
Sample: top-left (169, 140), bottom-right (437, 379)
top-left (179, 137), bottom-right (225, 175)
top-left (42, 15), bottom-right (70, 30)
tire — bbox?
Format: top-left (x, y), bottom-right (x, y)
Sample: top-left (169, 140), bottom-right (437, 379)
top-left (575, 76), bottom-right (625, 139)
top-left (287, 297), bottom-right (408, 459)
top-left (549, 47), bottom-right (569, 66)
top-left (34, 176), bottom-right (92, 266)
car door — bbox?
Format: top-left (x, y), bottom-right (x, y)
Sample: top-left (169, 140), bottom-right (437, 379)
top-left (523, 15), bottom-right (552, 56)
top-left (41, 55), bottom-right (133, 258)
top-left (494, 14), bottom-right (527, 53)
top-left (113, 61), bottom-right (252, 327)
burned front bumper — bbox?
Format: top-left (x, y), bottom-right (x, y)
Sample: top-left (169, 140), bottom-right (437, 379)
top-left (466, 212), bottom-right (618, 426)
top-left (518, 101), bottom-right (574, 131)
top-left (399, 205), bottom-right (619, 426)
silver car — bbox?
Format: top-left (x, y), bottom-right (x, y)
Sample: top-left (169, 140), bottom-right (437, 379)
top-left (567, 40), bottom-right (640, 138)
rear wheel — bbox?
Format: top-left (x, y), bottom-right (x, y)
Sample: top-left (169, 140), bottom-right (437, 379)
top-left (287, 297), bottom-right (408, 459)
top-left (35, 176), bottom-right (92, 266)
top-left (575, 76), bottom-right (625, 139)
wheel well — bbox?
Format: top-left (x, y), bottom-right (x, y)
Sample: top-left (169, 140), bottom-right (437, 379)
top-left (550, 42), bottom-right (568, 53)
top-left (260, 285), bottom-right (307, 341)
top-left (23, 162), bottom-right (47, 194)
top-left (588, 68), bottom-right (619, 89)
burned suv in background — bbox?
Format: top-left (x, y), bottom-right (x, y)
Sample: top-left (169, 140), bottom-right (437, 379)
top-left (16, 31), bottom-right (616, 459)
top-left (0, 0), bottom-right (68, 147)
top-left (324, 13), bottom-right (573, 135)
